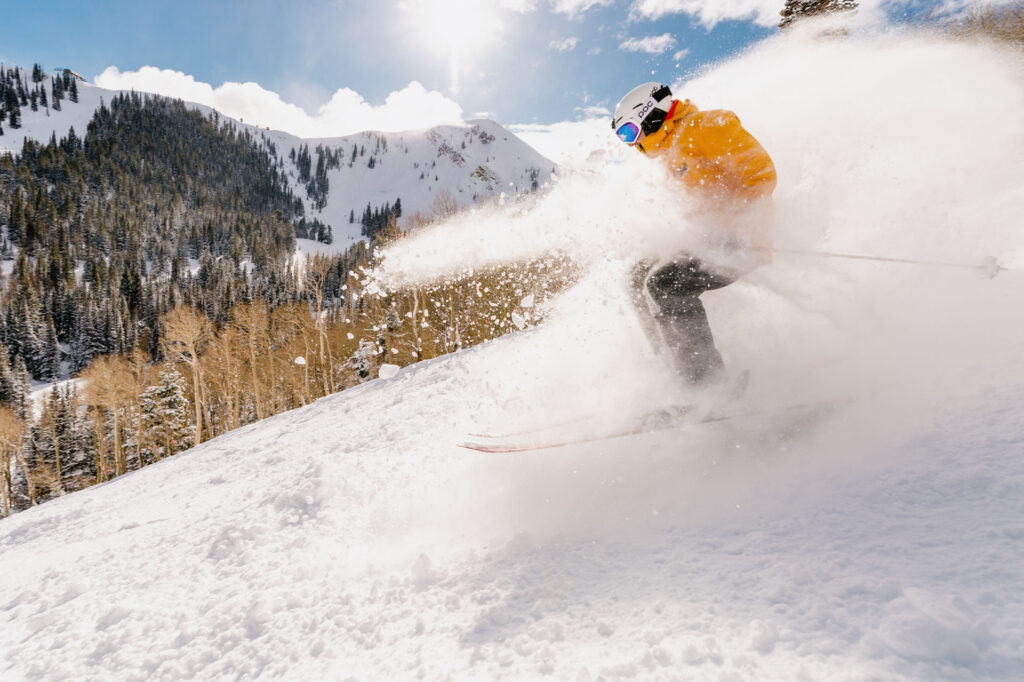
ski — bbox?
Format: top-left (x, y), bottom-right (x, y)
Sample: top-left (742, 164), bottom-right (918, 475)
top-left (466, 372), bottom-right (749, 440)
top-left (458, 399), bottom-right (849, 454)
top-left (467, 403), bottom-right (695, 440)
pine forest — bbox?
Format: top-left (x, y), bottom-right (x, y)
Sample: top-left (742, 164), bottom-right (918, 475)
top-left (0, 64), bottom-right (576, 517)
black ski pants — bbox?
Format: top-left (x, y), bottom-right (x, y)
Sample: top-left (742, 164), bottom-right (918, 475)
top-left (632, 256), bottom-right (735, 386)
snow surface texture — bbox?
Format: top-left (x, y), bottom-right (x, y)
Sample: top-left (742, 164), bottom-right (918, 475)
top-left (3, 29), bottom-right (1024, 681)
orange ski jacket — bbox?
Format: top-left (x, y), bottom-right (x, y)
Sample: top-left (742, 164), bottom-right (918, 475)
top-left (638, 99), bottom-right (777, 207)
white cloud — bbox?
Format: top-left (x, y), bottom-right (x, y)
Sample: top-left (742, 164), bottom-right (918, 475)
top-left (499, 0), bottom-right (538, 10)
top-left (550, 0), bottom-right (615, 18)
top-left (575, 104), bottom-right (611, 117)
top-left (94, 66), bottom-right (464, 138)
top-left (630, 0), bottom-right (780, 28)
top-left (550, 36), bottom-right (580, 52)
top-left (619, 33), bottom-right (677, 54)
top-left (587, 47), bottom-right (602, 56)
top-left (672, 48), bottom-right (690, 62)
top-left (510, 117), bottom-right (613, 168)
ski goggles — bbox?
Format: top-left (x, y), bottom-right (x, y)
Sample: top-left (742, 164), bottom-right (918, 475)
top-left (615, 108), bottom-right (669, 146)
top-left (616, 121), bottom-right (642, 145)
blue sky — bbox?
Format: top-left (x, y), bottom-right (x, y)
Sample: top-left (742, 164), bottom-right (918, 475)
top-left (0, 1), bottom-right (779, 124)
top-left (0, 0), bottom-right (945, 132)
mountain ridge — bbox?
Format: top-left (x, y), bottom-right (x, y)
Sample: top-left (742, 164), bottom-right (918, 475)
top-left (1, 71), bottom-right (555, 248)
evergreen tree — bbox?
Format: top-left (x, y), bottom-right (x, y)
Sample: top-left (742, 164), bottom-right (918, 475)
top-left (59, 384), bottom-right (93, 489)
top-left (3, 84), bottom-right (20, 128)
top-left (32, 382), bottom-right (91, 494)
top-left (40, 318), bottom-right (61, 380)
top-left (349, 339), bottom-right (378, 380)
top-left (139, 368), bottom-right (193, 462)
top-left (51, 76), bottom-right (62, 111)
top-left (8, 191), bottom-right (25, 244)
top-left (779, 0), bottom-right (858, 28)
top-left (11, 355), bottom-right (30, 420)
top-left (0, 345), bottom-right (14, 405)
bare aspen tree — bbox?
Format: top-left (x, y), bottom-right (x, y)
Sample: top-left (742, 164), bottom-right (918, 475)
top-left (208, 326), bottom-right (242, 431)
top-left (126, 349), bottom-right (151, 468)
top-left (272, 303), bottom-right (316, 405)
top-left (80, 369), bottom-right (110, 480)
top-left (0, 407), bottom-right (23, 517)
top-left (81, 356), bottom-right (133, 476)
top-left (430, 189), bottom-right (459, 220)
top-left (106, 358), bottom-right (134, 474)
top-left (232, 300), bottom-right (270, 421)
top-left (303, 255), bottom-right (334, 396)
top-left (411, 288), bottom-right (423, 358)
top-left (160, 305), bottom-right (211, 444)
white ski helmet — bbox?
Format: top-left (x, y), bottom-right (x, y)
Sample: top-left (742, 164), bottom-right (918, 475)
top-left (611, 82), bottom-right (673, 146)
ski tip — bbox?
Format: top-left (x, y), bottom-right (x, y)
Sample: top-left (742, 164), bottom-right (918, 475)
top-left (457, 441), bottom-right (513, 453)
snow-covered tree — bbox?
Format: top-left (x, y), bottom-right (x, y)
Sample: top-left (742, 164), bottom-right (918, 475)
top-left (0, 344), bottom-right (14, 405)
top-left (11, 355), bottom-right (30, 420)
top-left (140, 367), bottom-right (193, 463)
top-left (780, 0), bottom-right (858, 29)
top-left (349, 339), bottom-right (379, 381)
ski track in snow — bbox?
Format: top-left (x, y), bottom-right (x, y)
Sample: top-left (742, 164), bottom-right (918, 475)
top-left (1, 313), bottom-right (1023, 680)
top-left (3, 29), bottom-right (1024, 681)
top-left (0, 343), bottom-right (1020, 680)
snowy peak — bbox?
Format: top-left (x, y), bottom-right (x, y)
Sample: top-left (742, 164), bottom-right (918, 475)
top-left (274, 118), bottom-right (554, 246)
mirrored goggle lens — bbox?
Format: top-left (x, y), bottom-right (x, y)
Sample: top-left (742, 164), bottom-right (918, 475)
top-left (616, 122), bottom-right (640, 144)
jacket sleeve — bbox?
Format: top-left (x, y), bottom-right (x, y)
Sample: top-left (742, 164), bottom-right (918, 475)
top-left (697, 110), bottom-right (777, 203)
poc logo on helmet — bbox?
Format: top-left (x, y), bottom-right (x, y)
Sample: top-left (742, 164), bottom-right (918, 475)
top-left (635, 99), bottom-right (656, 123)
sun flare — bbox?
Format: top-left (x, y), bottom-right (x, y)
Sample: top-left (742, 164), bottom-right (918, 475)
top-left (400, 0), bottom-right (504, 93)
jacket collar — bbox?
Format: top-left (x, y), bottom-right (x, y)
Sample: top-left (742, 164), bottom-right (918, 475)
top-left (637, 99), bottom-right (698, 155)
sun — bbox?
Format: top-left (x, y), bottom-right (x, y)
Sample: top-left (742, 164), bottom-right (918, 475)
top-left (400, 0), bottom-right (504, 94)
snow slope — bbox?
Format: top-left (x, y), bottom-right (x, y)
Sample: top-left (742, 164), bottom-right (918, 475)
top-left (0, 74), bottom-right (106, 155)
top-left (3, 29), bottom-right (1024, 681)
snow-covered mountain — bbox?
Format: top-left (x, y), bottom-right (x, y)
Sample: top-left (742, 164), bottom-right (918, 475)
top-left (3, 31), bottom-right (1024, 681)
top-left (1, 73), bottom-right (555, 249)
top-left (266, 121), bottom-right (554, 246)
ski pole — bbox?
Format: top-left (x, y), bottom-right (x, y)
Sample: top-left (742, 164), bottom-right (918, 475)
top-left (755, 247), bottom-right (1006, 279)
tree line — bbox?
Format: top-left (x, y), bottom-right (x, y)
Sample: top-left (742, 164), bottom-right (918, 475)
top-left (1, 208), bottom-right (577, 516)
top-left (0, 71), bottom-right (576, 516)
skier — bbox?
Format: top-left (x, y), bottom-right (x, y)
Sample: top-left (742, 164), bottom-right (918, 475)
top-left (612, 82), bottom-right (777, 388)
